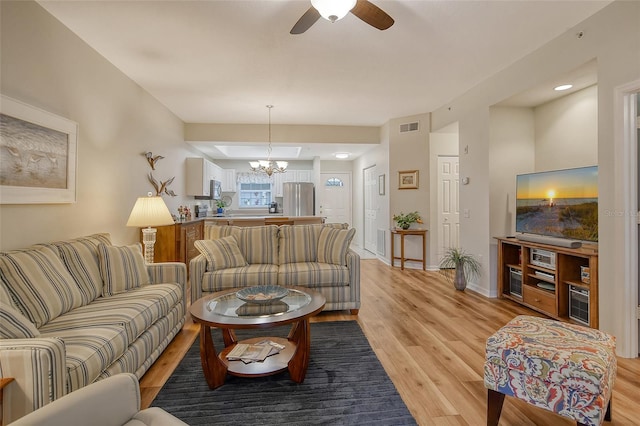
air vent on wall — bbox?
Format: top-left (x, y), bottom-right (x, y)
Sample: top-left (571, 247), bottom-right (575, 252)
top-left (399, 121), bottom-right (419, 133)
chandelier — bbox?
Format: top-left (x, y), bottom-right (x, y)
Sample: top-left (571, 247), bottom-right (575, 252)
top-left (249, 105), bottom-right (288, 177)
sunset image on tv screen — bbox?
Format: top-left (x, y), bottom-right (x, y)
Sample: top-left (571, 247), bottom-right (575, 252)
top-left (516, 166), bottom-right (598, 242)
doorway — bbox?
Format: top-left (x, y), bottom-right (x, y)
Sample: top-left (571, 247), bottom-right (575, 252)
top-left (436, 156), bottom-right (460, 259)
top-left (318, 172), bottom-right (352, 225)
top-left (363, 165), bottom-right (377, 253)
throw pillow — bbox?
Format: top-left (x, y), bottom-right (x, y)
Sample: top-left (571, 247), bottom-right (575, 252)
top-left (194, 236), bottom-right (247, 271)
top-left (0, 301), bottom-right (41, 338)
top-left (0, 245), bottom-right (84, 328)
top-left (98, 243), bottom-right (150, 296)
top-left (317, 227), bottom-right (356, 266)
top-left (53, 233), bottom-right (112, 303)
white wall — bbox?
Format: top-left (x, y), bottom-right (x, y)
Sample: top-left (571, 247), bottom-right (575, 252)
top-left (430, 1), bottom-right (640, 356)
top-left (352, 123), bottom-right (390, 254)
top-left (535, 85), bottom-right (598, 170)
top-left (0, 1), bottom-right (201, 250)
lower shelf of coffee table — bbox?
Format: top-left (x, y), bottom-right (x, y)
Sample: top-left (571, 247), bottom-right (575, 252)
top-left (219, 336), bottom-right (296, 377)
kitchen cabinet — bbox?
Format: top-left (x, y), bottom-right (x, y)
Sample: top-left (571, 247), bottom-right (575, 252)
top-left (186, 158), bottom-right (215, 197)
top-left (273, 170), bottom-right (313, 197)
top-left (222, 169), bottom-right (236, 192)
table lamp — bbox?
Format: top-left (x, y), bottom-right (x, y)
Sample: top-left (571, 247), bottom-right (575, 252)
top-left (126, 192), bottom-right (175, 263)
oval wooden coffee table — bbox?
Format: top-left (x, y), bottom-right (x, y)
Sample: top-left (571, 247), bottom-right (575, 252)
top-left (189, 286), bottom-right (326, 389)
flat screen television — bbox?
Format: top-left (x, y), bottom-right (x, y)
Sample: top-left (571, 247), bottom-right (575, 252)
top-left (515, 166), bottom-right (598, 242)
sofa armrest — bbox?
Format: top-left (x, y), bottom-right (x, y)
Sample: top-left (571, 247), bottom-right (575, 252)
top-left (11, 373), bottom-right (141, 426)
top-left (346, 249), bottom-right (361, 307)
top-left (0, 338), bottom-right (67, 424)
top-left (189, 254), bottom-right (207, 304)
top-left (146, 262), bottom-right (187, 319)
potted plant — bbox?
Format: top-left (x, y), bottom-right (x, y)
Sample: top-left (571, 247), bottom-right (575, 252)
top-left (439, 247), bottom-right (481, 291)
top-left (215, 199), bottom-right (225, 214)
top-left (392, 211), bottom-right (423, 230)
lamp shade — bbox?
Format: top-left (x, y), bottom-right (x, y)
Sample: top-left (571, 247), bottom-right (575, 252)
top-left (126, 194), bottom-right (175, 227)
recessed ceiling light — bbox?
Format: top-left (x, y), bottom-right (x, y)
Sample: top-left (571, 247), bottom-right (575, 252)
top-left (334, 152), bottom-right (350, 159)
top-left (554, 84), bottom-right (573, 91)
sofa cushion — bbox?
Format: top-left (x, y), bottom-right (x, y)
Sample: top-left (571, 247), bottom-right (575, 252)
top-left (194, 236), bottom-right (247, 271)
top-left (39, 325), bottom-right (129, 392)
top-left (201, 264), bottom-right (279, 292)
top-left (278, 224), bottom-right (323, 264)
top-left (98, 244), bottom-right (150, 296)
top-left (317, 227), bottom-right (356, 266)
top-left (40, 283), bottom-right (183, 343)
top-left (230, 225), bottom-right (279, 264)
top-left (0, 245), bottom-right (84, 327)
top-left (52, 234), bottom-right (111, 304)
top-left (278, 262), bottom-right (351, 288)
top-left (0, 301), bottom-right (40, 338)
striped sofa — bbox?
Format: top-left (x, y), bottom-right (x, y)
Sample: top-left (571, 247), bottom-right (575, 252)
top-left (0, 234), bottom-right (186, 424)
top-left (190, 224), bottom-right (360, 313)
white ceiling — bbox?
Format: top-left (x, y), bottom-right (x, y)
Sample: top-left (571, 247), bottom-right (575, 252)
top-left (38, 0), bottom-right (609, 160)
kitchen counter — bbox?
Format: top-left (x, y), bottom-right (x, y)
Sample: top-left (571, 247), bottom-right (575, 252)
top-left (205, 216), bottom-right (324, 226)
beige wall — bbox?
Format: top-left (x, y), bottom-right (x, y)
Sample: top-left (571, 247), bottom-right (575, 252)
top-left (534, 85), bottom-right (598, 170)
top-left (388, 113), bottom-right (430, 268)
top-left (431, 1), bottom-right (640, 356)
top-left (185, 122), bottom-right (379, 144)
top-left (0, 1), bottom-right (201, 250)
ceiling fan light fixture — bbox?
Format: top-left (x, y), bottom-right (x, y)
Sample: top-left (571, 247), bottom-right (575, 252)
top-left (311, 0), bottom-right (356, 23)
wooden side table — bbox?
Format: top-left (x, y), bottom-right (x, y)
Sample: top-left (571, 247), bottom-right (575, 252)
top-left (390, 229), bottom-right (427, 270)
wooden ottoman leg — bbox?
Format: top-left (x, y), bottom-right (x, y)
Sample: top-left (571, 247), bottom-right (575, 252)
top-left (487, 389), bottom-right (505, 426)
top-left (605, 397), bottom-right (612, 421)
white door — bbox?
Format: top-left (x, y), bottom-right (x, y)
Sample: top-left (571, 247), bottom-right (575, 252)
top-left (363, 166), bottom-right (377, 253)
top-left (437, 156), bottom-right (460, 258)
top-left (319, 172), bottom-right (352, 225)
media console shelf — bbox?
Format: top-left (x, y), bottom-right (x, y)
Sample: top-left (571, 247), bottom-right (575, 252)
top-left (495, 237), bottom-right (599, 329)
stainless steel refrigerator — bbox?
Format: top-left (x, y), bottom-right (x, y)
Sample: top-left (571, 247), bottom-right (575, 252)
top-left (283, 182), bottom-right (314, 216)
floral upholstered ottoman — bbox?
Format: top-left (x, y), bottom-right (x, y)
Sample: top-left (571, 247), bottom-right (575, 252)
top-left (484, 315), bottom-right (616, 426)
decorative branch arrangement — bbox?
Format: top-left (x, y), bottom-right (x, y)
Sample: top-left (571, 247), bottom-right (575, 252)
top-left (148, 173), bottom-right (176, 197)
top-left (143, 151), bottom-right (164, 170)
top-left (142, 151), bottom-right (176, 196)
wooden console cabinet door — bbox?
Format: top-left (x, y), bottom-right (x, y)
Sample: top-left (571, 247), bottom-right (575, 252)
top-left (140, 220), bottom-right (203, 271)
top-left (182, 221), bottom-right (203, 272)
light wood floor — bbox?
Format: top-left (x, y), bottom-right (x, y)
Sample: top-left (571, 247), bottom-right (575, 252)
top-left (139, 259), bottom-right (640, 425)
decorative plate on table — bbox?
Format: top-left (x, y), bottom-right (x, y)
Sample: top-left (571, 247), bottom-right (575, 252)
top-left (236, 285), bottom-right (288, 304)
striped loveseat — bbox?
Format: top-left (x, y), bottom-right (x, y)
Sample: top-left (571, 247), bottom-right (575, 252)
top-left (190, 224), bottom-right (360, 313)
top-left (0, 233), bottom-right (186, 424)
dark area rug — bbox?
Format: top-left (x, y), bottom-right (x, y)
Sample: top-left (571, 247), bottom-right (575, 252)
top-left (152, 321), bottom-right (416, 425)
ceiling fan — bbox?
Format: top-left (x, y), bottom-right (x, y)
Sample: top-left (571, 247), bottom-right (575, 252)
top-left (290, 0), bottom-right (394, 35)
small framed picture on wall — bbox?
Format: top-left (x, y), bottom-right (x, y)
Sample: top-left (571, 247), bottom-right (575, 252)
top-left (398, 170), bottom-right (418, 190)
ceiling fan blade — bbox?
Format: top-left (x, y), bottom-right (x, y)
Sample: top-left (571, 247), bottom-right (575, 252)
top-left (290, 6), bottom-right (321, 34)
top-left (350, 0), bottom-right (394, 31)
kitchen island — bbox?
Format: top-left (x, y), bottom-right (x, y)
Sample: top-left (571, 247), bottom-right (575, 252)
top-left (205, 216), bottom-right (324, 227)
